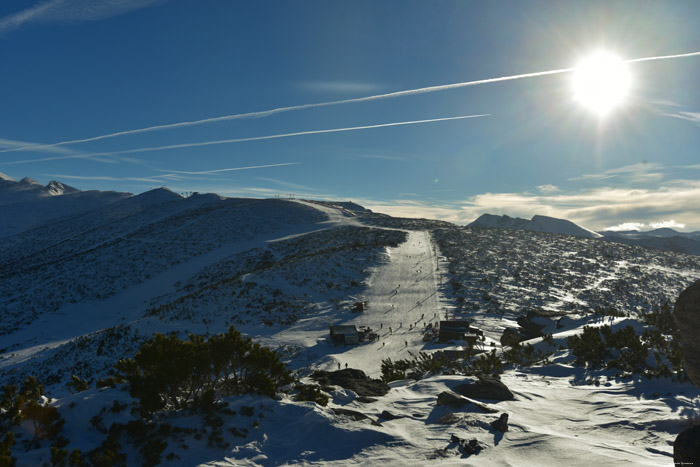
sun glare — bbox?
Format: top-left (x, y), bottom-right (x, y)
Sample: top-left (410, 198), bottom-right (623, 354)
top-left (573, 52), bottom-right (631, 116)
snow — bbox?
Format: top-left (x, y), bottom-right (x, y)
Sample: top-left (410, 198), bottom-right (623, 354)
top-left (2, 192), bottom-right (700, 465)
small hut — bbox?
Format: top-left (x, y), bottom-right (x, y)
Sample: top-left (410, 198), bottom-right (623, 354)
top-left (438, 320), bottom-right (483, 344)
top-left (330, 325), bottom-right (359, 345)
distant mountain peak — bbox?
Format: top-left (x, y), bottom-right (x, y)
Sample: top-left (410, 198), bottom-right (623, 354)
top-left (0, 171), bottom-right (15, 182)
top-left (468, 213), bottom-right (602, 239)
top-left (46, 180), bottom-right (80, 196)
top-left (18, 177), bottom-right (41, 187)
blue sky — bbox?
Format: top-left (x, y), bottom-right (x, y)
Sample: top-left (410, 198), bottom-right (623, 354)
top-left (1, 0), bottom-right (699, 230)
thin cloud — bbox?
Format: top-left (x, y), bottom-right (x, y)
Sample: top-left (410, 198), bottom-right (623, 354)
top-left (537, 184), bottom-right (560, 193)
top-left (3, 50), bottom-right (698, 155)
top-left (569, 163), bottom-right (665, 184)
top-left (2, 115), bottom-right (488, 165)
top-left (0, 0), bottom-right (164, 34)
top-left (255, 177), bottom-right (315, 192)
top-left (299, 81), bottom-right (383, 94)
top-left (354, 153), bottom-right (409, 162)
top-left (0, 137), bottom-right (78, 155)
top-left (42, 173), bottom-right (120, 181)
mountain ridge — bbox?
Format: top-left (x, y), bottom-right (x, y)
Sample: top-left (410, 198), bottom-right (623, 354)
top-left (468, 213), bottom-right (602, 239)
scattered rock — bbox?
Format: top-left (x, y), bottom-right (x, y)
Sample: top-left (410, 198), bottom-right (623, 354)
top-left (674, 425), bottom-right (700, 465)
top-left (429, 448), bottom-right (452, 459)
top-left (500, 327), bottom-right (521, 347)
top-left (356, 396), bottom-right (377, 404)
top-left (311, 369), bottom-right (390, 397)
top-left (673, 279), bottom-right (700, 389)
top-left (490, 413), bottom-right (509, 432)
top-left (454, 375), bottom-right (514, 401)
top-left (331, 408), bottom-right (380, 426)
top-left (450, 434), bottom-right (485, 455)
top-left (379, 410), bottom-right (402, 420)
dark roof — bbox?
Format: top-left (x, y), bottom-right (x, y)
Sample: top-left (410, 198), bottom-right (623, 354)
top-left (330, 325), bottom-right (358, 334)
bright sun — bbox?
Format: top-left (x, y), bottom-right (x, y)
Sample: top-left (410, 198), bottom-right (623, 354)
top-left (573, 52), bottom-right (631, 116)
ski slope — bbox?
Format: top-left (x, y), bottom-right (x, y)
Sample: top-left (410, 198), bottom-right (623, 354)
top-left (338, 230), bottom-right (445, 377)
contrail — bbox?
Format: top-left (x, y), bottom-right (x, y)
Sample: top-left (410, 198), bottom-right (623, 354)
top-left (627, 51), bottom-right (700, 63)
top-left (2, 50), bottom-right (698, 155)
top-left (1, 114), bottom-right (489, 165)
top-left (162, 162), bottom-right (301, 175)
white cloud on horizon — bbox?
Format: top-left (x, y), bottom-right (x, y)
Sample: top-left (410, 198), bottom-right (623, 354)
top-left (0, 0), bottom-right (164, 34)
top-left (358, 179), bottom-right (700, 231)
top-left (604, 220), bottom-right (687, 232)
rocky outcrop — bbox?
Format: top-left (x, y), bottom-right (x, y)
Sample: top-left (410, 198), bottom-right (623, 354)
top-left (674, 425), bottom-right (700, 465)
top-left (673, 279), bottom-right (700, 388)
top-left (311, 369), bottom-right (390, 397)
top-left (437, 391), bottom-right (470, 408)
top-left (454, 375), bottom-right (514, 401)
top-left (673, 280), bottom-right (700, 466)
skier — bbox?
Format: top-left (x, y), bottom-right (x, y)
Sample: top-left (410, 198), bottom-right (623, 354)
top-left (345, 363), bottom-right (348, 369)
top-left (337, 362), bottom-right (341, 370)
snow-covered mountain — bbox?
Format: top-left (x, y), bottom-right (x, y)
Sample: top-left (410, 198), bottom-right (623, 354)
top-left (468, 213), bottom-right (603, 239)
top-left (0, 172), bottom-right (132, 238)
top-left (600, 228), bottom-right (700, 256)
top-left (1, 180), bottom-right (699, 465)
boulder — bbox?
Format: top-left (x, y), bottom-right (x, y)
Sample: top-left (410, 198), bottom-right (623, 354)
top-left (673, 279), bottom-right (700, 388)
top-left (490, 413), bottom-right (509, 432)
top-left (437, 391), bottom-right (469, 408)
top-left (311, 369), bottom-right (390, 397)
top-left (674, 425), bottom-right (700, 465)
top-left (517, 313), bottom-right (547, 339)
top-left (500, 328), bottom-right (521, 347)
top-left (454, 375), bottom-right (514, 401)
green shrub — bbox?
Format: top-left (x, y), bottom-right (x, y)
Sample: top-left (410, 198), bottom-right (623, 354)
top-left (0, 431), bottom-right (15, 467)
top-left (116, 326), bottom-right (293, 415)
top-left (567, 316), bottom-right (686, 380)
top-left (67, 375), bottom-right (89, 394)
top-left (293, 384), bottom-right (329, 406)
top-left (469, 349), bottom-right (503, 376)
top-left (22, 401), bottom-right (65, 449)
